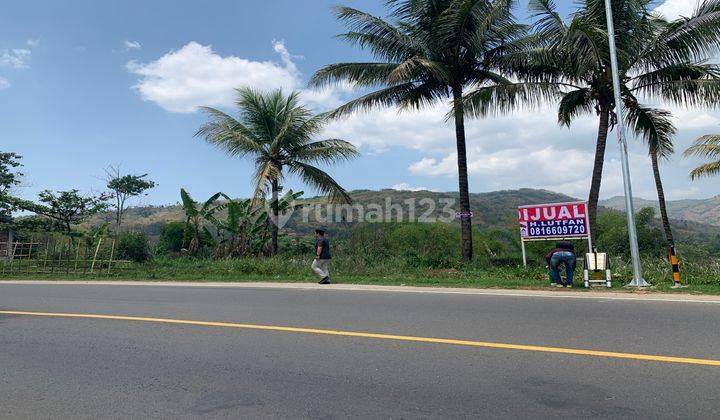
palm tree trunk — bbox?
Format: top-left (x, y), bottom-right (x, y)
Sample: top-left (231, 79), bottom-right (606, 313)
top-left (271, 179), bottom-right (279, 255)
top-left (651, 151), bottom-right (674, 245)
top-left (452, 83), bottom-right (473, 262)
top-left (588, 106), bottom-right (610, 243)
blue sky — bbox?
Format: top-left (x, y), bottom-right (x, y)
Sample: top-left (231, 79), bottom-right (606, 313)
top-left (1, 0), bottom-right (718, 207)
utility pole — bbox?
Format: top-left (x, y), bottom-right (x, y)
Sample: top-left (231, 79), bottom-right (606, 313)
top-left (603, 0), bottom-right (650, 286)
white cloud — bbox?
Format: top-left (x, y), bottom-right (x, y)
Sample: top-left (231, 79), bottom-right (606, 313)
top-left (322, 96), bottom-right (669, 199)
top-left (391, 183), bottom-right (437, 192)
top-left (26, 38), bottom-right (40, 48)
top-left (654, 0), bottom-right (698, 19)
top-left (271, 39), bottom-right (299, 73)
top-left (0, 49), bottom-right (31, 69)
top-left (124, 40), bottom-right (142, 50)
top-left (668, 106), bottom-right (720, 130)
top-left (324, 101), bottom-right (597, 155)
top-left (0, 46), bottom-right (33, 89)
top-left (127, 41), bottom-right (346, 113)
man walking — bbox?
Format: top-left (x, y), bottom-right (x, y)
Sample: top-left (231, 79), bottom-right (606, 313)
top-left (545, 241), bottom-right (576, 288)
top-left (312, 228), bottom-right (331, 284)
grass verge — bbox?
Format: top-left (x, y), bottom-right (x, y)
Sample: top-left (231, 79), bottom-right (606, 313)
top-left (2, 255), bottom-right (719, 295)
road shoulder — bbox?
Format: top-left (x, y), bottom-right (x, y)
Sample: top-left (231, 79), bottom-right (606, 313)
top-left (2, 280), bottom-right (720, 303)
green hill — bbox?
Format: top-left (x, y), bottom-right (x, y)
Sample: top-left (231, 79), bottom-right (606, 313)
top-left (91, 188), bottom-right (576, 237)
top-left (600, 196), bottom-right (720, 227)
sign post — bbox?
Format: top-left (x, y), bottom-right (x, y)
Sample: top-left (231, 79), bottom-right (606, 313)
top-left (518, 201), bottom-right (592, 267)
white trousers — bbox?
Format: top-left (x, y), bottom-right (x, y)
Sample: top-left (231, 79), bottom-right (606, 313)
top-left (311, 259), bottom-right (330, 278)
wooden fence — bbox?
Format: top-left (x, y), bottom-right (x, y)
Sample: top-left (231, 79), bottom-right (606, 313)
top-left (0, 237), bottom-right (132, 275)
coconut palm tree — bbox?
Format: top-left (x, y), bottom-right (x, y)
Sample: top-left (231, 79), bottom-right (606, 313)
top-left (684, 134), bottom-right (720, 179)
top-left (195, 88), bottom-right (358, 254)
top-left (632, 107), bottom-right (677, 245)
top-left (310, 0), bottom-right (553, 261)
top-left (497, 0), bottom-right (720, 238)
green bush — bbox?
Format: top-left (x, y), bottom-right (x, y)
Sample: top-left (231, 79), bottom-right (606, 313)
top-left (158, 221), bottom-right (186, 253)
top-left (182, 224), bottom-right (215, 251)
top-left (116, 231), bottom-right (151, 263)
top-left (595, 208), bottom-right (665, 258)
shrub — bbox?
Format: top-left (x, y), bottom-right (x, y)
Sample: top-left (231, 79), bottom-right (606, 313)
top-left (595, 208), bottom-right (665, 258)
top-left (182, 224), bottom-right (215, 251)
top-left (158, 221), bottom-right (186, 253)
top-left (116, 231), bottom-right (150, 262)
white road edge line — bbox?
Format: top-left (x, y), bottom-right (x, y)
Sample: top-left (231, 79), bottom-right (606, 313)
top-left (1, 280), bottom-right (720, 304)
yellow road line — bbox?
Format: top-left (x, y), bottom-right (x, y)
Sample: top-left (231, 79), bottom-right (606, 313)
top-left (2, 310), bottom-right (719, 367)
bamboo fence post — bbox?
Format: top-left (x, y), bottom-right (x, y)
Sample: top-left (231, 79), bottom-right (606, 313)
top-left (21, 243), bottom-right (27, 272)
top-left (74, 243), bottom-right (80, 273)
top-left (107, 239), bottom-right (116, 274)
top-left (51, 240), bottom-right (58, 273)
top-left (10, 241), bottom-right (18, 274)
top-left (64, 237), bottom-right (70, 274)
top-left (42, 239), bottom-right (50, 271)
top-left (90, 237), bottom-right (102, 274)
top-left (82, 245), bottom-right (87, 274)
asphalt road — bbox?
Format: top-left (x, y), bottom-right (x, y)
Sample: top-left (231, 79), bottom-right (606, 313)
top-left (1, 283), bottom-right (720, 419)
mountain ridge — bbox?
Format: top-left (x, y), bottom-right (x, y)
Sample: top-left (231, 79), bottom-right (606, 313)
top-left (90, 188), bottom-right (720, 240)
top-left (600, 195), bottom-right (720, 226)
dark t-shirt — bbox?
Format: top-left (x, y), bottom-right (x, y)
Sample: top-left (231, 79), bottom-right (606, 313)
top-left (315, 237), bottom-right (331, 259)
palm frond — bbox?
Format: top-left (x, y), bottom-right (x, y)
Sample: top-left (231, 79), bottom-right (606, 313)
top-left (655, 0), bottom-right (720, 64)
top-left (624, 103), bottom-right (676, 159)
top-left (333, 6), bottom-right (420, 61)
top-left (684, 133), bottom-right (720, 178)
top-left (434, 0), bottom-right (513, 50)
top-left (386, 57), bottom-right (452, 85)
top-left (289, 139), bottom-right (359, 165)
top-left (309, 62), bottom-right (399, 88)
top-left (557, 88), bottom-right (593, 126)
top-left (529, 0), bottom-right (567, 42)
top-left (689, 161), bottom-right (720, 179)
top-left (287, 162), bottom-right (352, 204)
top-left (463, 81), bottom-right (562, 117)
top-left (635, 78), bottom-right (720, 107)
top-left (326, 82), bottom-right (433, 117)
top-left (684, 134), bottom-right (720, 158)
top-left (195, 106), bottom-right (265, 157)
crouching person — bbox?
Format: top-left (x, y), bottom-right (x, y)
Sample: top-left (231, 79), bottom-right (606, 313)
top-left (546, 241), bottom-right (576, 288)
top-left (311, 228), bottom-right (331, 284)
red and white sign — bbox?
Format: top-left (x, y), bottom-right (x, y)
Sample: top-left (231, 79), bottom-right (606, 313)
top-left (518, 201), bottom-right (589, 240)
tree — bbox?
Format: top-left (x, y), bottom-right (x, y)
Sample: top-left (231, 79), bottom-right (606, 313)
top-left (684, 134), bottom-right (720, 179)
top-left (0, 152), bottom-right (23, 224)
top-left (510, 0), bottom-right (720, 239)
top-left (179, 188), bottom-right (222, 255)
top-left (158, 221), bottom-right (187, 253)
top-left (105, 167), bottom-right (156, 229)
top-left (642, 112), bottom-right (677, 245)
top-left (195, 88), bottom-right (358, 254)
top-left (13, 189), bottom-right (109, 235)
top-left (310, 0), bottom-right (552, 261)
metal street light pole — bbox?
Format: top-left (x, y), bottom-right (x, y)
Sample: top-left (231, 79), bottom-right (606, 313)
top-left (603, 0), bottom-right (650, 286)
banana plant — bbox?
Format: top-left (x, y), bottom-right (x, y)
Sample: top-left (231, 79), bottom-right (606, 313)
top-left (208, 195), bottom-right (266, 257)
top-left (179, 188), bottom-right (222, 255)
top-left (208, 190), bottom-right (304, 257)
